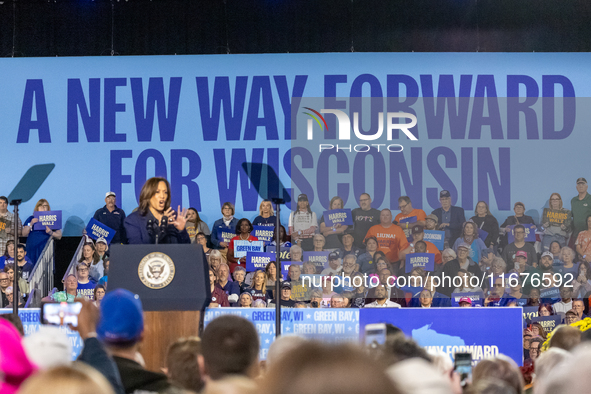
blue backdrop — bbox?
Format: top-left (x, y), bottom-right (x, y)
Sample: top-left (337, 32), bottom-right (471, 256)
top-left (0, 53), bottom-right (589, 234)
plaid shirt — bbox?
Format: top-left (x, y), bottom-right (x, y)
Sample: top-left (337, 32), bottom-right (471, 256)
top-left (0, 211), bottom-right (22, 255)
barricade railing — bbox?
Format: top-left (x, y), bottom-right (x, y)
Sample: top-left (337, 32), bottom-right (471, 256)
top-left (26, 238), bottom-right (54, 307)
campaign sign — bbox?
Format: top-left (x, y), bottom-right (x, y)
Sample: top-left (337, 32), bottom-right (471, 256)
top-left (281, 261), bottom-right (294, 280)
top-left (522, 306), bottom-right (539, 323)
top-left (85, 218), bottom-right (115, 244)
top-left (405, 253), bottom-right (435, 273)
top-left (423, 230), bottom-right (445, 250)
top-left (451, 291), bottom-right (484, 307)
top-left (399, 216), bottom-right (417, 224)
top-left (204, 308), bottom-right (360, 361)
top-left (303, 251), bottom-right (330, 271)
top-left (507, 224), bottom-right (536, 243)
top-left (540, 287), bottom-right (561, 303)
top-left (217, 228), bottom-right (235, 244)
top-left (478, 228), bottom-right (488, 241)
top-left (33, 210), bottom-right (62, 231)
top-left (246, 252), bottom-right (274, 271)
top-left (269, 246), bottom-right (291, 261)
top-left (531, 315), bottom-right (562, 334)
top-left (543, 208), bottom-right (569, 226)
top-left (234, 240), bottom-right (264, 258)
top-left (251, 226), bottom-right (275, 243)
top-left (360, 308), bottom-right (523, 366)
top-left (323, 209), bottom-right (354, 227)
top-left (0, 308), bottom-right (82, 360)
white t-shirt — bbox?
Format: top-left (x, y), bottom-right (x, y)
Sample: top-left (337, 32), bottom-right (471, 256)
top-left (365, 300), bottom-right (401, 308)
top-left (289, 211), bottom-right (318, 234)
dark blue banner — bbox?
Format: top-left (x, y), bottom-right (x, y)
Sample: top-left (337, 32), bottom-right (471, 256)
top-left (405, 253), bottom-right (435, 273)
top-left (251, 226), bottom-right (275, 243)
top-left (323, 209), bottom-right (353, 227)
top-left (359, 308), bottom-right (523, 365)
top-left (246, 252), bottom-right (274, 271)
top-left (33, 210), bottom-right (62, 231)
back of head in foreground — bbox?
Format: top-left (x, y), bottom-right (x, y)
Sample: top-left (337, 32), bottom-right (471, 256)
top-left (201, 315), bottom-right (260, 380)
top-left (18, 363), bottom-right (115, 394)
top-left (472, 357), bottom-right (524, 394)
top-left (96, 288), bottom-right (144, 352)
top-left (165, 336), bottom-right (204, 393)
top-left (259, 341), bottom-right (401, 394)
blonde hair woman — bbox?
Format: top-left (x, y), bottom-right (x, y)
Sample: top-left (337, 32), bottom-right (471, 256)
top-left (19, 364), bottom-right (115, 394)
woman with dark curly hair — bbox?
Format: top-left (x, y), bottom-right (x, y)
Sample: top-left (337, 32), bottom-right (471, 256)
top-left (227, 218), bottom-right (258, 273)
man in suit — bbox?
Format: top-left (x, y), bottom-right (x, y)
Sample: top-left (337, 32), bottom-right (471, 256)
top-left (431, 190), bottom-right (466, 248)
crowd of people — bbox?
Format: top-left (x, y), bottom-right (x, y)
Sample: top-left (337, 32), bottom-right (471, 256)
top-left (2, 291), bottom-right (591, 394)
top-left (3, 176), bottom-right (591, 392)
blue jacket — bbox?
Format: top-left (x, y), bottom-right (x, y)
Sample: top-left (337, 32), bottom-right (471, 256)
top-left (431, 205), bottom-right (466, 247)
top-left (93, 205), bottom-right (128, 244)
top-left (124, 211), bottom-right (190, 245)
top-left (210, 217), bottom-right (239, 248)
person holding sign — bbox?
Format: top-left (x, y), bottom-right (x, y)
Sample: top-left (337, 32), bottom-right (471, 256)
top-left (542, 193), bottom-right (572, 252)
top-left (319, 196), bottom-right (349, 250)
top-left (124, 177), bottom-right (190, 245)
top-left (22, 199), bottom-right (62, 266)
top-left (288, 194), bottom-right (318, 251)
top-left (253, 199), bottom-right (277, 227)
top-left (92, 191), bottom-right (127, 245)
top-left (409, 225), bottom-right (442, 268)
top-left (210, 202), bottom-right (238, 253)
top-left (394, 196), bottom-right (426, 239)
top-left (499, 202), bottom-right (536, 250)
top-left (470, 201), bottom-right (500, 248)
top-left (227, 218), bottom-right (259, 273)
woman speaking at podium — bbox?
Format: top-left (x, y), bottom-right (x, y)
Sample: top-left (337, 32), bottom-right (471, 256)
top-left (124, 177), bottom-right (191, 244)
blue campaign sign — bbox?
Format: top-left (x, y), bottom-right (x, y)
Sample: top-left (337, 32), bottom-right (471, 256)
top-left (269, 246), bottom-right (291, 261)
top-left (399, 216), bottom-right (417, 224)
top-left (217, 228), bottom-right (235, 244)
top-left (423, 230), bottom-right (445, 250)
top-left (405, 253), bottom-right (435, 273)
top-left (204, 307), bottom-right (359, 360)
top-left (478, 228), bottom-right (488, 242)
top-left (522, 306), bottom-right (539, 324)
top-left (246, 252), bottom-right (275, 271)
top-left (251, 226), bottom-right (275, 243)
top-left (507, 224), bottom-right (536, 243)
top-left (360, 308), bottom-right (524, 366)
top-left (303, 251), bottom-right (330, 271)
top-left (323, 209), bottom-right (353, 227)
top-left (540, 287), bottom-right (561, 303)
top-left (0, 308), bottom-right (82, 360)
top-left (530, 315), bottom-right (562, 334)
top-left (85, 218), bottom-right (115, 244)
top-left (451, 291), bottom-right (484, 306)
top-left (33, 210), bottom-right (62, 231)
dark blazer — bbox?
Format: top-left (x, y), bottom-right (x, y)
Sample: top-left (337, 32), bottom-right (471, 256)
top-left (124, 211), bottom-right (190, 245)
top-left (432, 206), bottom-right (466, 247)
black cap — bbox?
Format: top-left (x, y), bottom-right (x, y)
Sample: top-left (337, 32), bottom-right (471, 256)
top-left (577, 177), bottom-right (587, 185)
top-left (282, 282), bottom-right (291, 289)
top-left (329, 251), bottom-right (340, 260)
top-left (440, 190), bottom-right (451, 198)
top-left (411, 225), bottom-right (423, 235)
top-left (298, 194), bottom-right (308, 201)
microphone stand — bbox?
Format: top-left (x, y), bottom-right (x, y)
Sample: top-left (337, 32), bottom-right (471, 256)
top-left (272, 197), bottom-right (284, 338)
top-left (10, 199), bottom-right (21, 314)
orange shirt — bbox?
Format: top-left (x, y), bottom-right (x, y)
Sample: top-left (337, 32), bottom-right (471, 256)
top-left (396, 209), bottom-right (427, 238)
top-left (410, 240), bottom-right (442, 266)
top-left (364, 224), bottom-right (410, 262)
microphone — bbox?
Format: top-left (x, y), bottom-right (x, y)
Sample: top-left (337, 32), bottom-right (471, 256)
top-left (147, 219), bottom-right (155, 239)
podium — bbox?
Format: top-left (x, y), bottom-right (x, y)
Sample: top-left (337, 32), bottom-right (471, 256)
top-left (109, 244), bottom-right (210, 371)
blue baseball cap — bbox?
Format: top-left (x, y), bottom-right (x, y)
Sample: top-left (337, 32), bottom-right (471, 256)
top-left (97, 289), bottom-right (144, 344)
